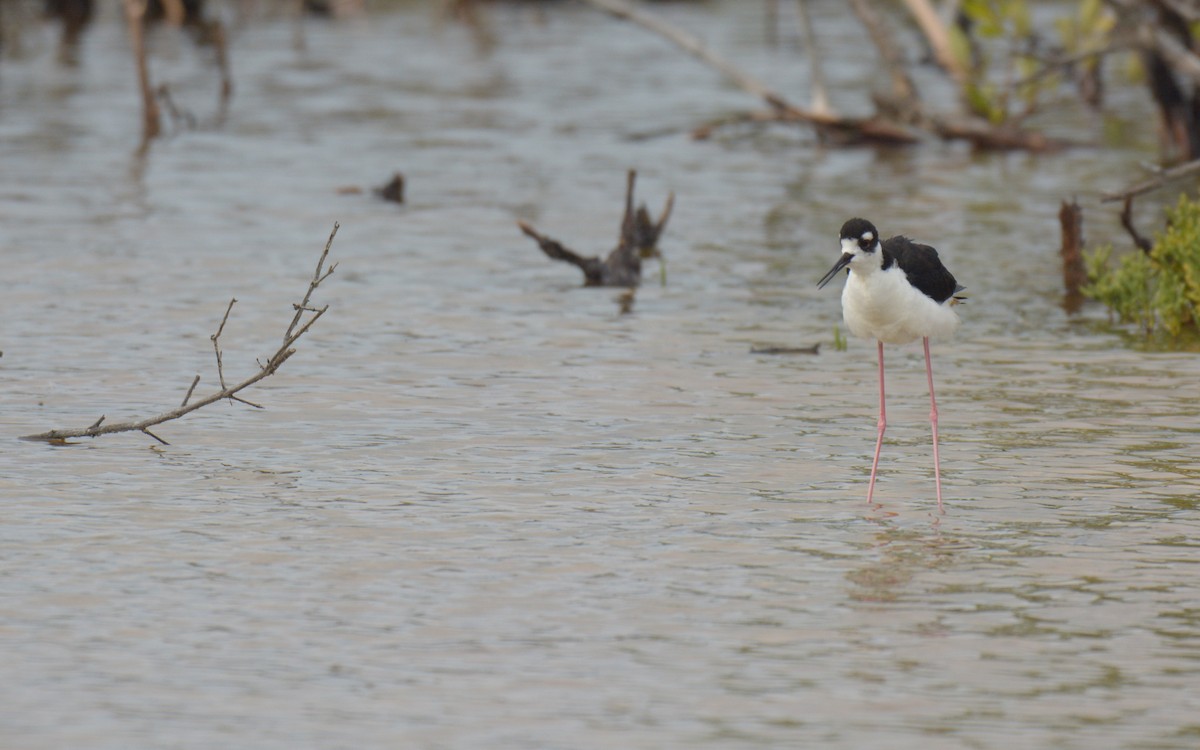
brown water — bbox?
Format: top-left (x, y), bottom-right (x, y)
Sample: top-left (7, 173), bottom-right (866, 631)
top-left (3, 2), bottom-right (1200, 748)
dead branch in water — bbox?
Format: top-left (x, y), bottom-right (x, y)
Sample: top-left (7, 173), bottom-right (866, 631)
top-left (1059, 199), bottom-right (1086, 313)
top-left (518, 170), bottom-right (672, 287)
top-left (580, 0), bottom-right (1060, 150)
top-left (577, 0), bottom-right (917, 145)
top-left (21, 223), bottom-right (340, 446)
top-left (1101, 157), bottom-right (1200, 203)
top-left (123, 0), bottom-right (161, 143)
top-left (1119, 195), bottom-right (1154, 254)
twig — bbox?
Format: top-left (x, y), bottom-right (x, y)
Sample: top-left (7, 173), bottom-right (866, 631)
top-left (1101, 156), bottom-right (1200, 202)
top-left (20, 223), bottom-right (340, 445)
top-left (181, 374), bottom-right (200, 407)
top-left (212, 297), bottom-right (236, 390)
top-left (285, 223), bottom-right (339, 343)
top-left (1119, 195), bottom-right (1154, 253)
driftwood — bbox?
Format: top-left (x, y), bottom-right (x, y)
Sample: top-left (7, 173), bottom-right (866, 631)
top-left (21, 224), bottom-right (340, 445)
top-left (579, 0), bottom-right (920, 146)
top-left (581, 0), bottom-right (1061, 151)
top-left (518, 170), bottom-right (673, 287)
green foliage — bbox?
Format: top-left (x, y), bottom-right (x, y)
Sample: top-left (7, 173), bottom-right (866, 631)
top-left (952, 0), bottom-right (1117, 123)
top-left (952, 0), bottom-right (1041, 121)
top-left (1054, 0), bottom-right (1114, 57)
top-left (1084, 194), bottom-right (1200, 336)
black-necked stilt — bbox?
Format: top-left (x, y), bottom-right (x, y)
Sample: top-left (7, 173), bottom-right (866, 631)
top-left (817, 218), bottom-right (963, 512)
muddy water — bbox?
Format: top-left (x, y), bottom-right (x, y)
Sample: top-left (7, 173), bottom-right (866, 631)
top-left (2, 2), bottom-right (1199, 748)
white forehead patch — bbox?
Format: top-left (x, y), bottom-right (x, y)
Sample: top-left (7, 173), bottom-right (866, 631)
top-left (861, 231), bottom-right (874, 242)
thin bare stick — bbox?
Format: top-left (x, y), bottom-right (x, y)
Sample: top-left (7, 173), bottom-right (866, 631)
top-left (1101, 157), bottom-right (1200, 202)
top-left (1119, 195), bottom-right (1154, 253)
top-left (21, 224), bottom-right (340, 445)
top-left (229, 394), bottom-right (264, 409)
top-left (285, 222), bottom-right (339, 343)
top-left (212, 297), bottom-right (236, 390)
top-left (181, 374), bottom-right (200, 407)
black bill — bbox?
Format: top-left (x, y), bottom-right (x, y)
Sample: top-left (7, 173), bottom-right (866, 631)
top-left (816, 252), bottom-right (853, 289)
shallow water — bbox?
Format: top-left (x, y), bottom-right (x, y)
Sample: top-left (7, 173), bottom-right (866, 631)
top-left (2, 2), bottom-right (1200, 748)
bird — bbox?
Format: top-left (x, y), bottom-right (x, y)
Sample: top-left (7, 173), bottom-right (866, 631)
top-left (817, 217), bottom-right (964, 512)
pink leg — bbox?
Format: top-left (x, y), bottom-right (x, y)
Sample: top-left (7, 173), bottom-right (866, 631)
top-left (924, 336), bottom-right (944, 513)
top-left (866, 340), bottom-right (886, 504)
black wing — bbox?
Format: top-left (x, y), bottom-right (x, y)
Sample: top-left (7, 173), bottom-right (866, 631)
top-left (881, 235), bottom-right (959, 303)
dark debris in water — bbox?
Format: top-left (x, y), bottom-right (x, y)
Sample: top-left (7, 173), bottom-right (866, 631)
top-left (750, 343), bottom-right (820, 355)
top-left (518, 169), bottom-right (672, 288)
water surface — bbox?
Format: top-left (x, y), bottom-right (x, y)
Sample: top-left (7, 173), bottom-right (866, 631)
top-left (2, 3), bottom-right (1199, 748)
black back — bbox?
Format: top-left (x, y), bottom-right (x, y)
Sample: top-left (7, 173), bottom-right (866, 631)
top-left (881, 235), bottom-right (959, 303)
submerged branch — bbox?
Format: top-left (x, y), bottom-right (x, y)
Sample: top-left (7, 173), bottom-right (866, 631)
top-left (577, 0), bottom-right (832, 123)
top-left (21, 223), bottom-right (341, 445)
top-left (519, 169), bottom-right (672, 287)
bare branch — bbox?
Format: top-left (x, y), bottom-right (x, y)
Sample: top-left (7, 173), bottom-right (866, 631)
top-left (212, 297), bottom-right (236, 390)
top-left (21, 224), bottom-right (341, 445)
top-left (577, 0), bottom-right (827, 121)
top-left (285, 222), bottom-right (339, 343)
top-left (1119, 195), bottom-right (1154, 254)
top-left (900, 0), bottom-right (968, 84)
top-left (181, 374), bottom-right (200, 407)
top-left (518, 170), bottom-right (672, 287)
top-left (1101, 156), bottom-right (1200, 202)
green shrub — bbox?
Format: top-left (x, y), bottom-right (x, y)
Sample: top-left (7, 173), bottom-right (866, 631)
top-left (1085, 194), bottom-right (1200, 336)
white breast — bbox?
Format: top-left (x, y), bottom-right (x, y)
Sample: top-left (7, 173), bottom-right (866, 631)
top-left (842, 266), bottom-right (960, 344)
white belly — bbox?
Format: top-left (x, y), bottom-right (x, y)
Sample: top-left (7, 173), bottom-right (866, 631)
top-left (841, 267), bottom-right (960, 344)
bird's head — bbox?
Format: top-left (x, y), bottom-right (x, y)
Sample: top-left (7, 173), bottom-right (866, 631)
top-left (817, 218), bottom-right (881, 289)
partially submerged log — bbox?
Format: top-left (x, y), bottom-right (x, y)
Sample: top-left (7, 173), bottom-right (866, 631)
top-left (581, 0), bottom-right (1060, 151)
top-left (1059, 199), bottom-right (1085, 313)
top-left (518, 170), bottom-right (673, 287)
